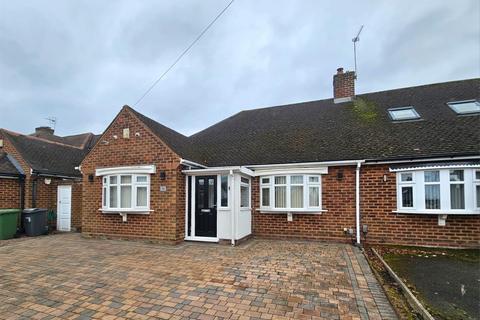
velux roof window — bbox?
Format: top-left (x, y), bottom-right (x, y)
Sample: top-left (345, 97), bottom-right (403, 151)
top-left (388, 106), bottom-right (420, 121)
top-left (447, 100), bottom-right (480, 115)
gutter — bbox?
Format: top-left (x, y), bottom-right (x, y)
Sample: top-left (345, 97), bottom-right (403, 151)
top-left (364, 154), bottom-right (480, 165)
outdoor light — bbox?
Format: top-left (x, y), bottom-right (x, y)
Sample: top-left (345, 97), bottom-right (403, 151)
top-left (337, 170), bottom-right (344, 181)
top-left (160, 171), bottom-right (166, 180)
top-left (88, 174), bottom-right (94, 182)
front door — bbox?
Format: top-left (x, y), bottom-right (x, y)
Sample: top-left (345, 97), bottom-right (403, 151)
top-left (195, 176), bottom-right (217, 237)
top-left (57, 185), bottom-right (72, 231)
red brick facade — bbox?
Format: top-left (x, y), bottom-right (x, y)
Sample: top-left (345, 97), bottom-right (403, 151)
top-left (253, 166), bottom-right (357, 243)
top-left (80, 107), bottom-right (185, 242)
top-left (361, 165), bottom-right (480, 248)
top-left (333, 68), bottom-right (355, 100)
top-left (253, 164), bottom-right (480, 248)
top-left (0, 178), bottom-right (21, 209)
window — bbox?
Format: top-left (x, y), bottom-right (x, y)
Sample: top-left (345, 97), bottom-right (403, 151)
top-left (261, 174), bottom-right (322, 211)
top-left (396, 168), bottom-right (480, 214)
top-left (399, 173), bottom-right (414, 208)
top-left (220, 175), bottom-right (228, 207)
top-left (475, 170), bottom-right (480, 209)
top-left (424, 171), bottom-right (440, 209)
top-left (388, 106), bottom-right (420, 121)
top-left (240, 177), bottom-right (250, 208)
top-left (261, 177), bottom-right (270, 207)
top-left (450, 170), bottom-right (465, 209)
top-left (448, 100), bottom-right (480, 114)
top-left (102, 174), bottom-right (150, 211)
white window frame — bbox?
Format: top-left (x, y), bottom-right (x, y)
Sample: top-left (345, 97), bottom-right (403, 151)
top-left (474, 170), bottom-right (480, 209)
top-left (101, 174), bottom-right (151, 213)
top-left (395, 168), bottom-right (480, 214)
top-left (398, 172), bottom-right (416, 210)
top-left (240, 176), bottom-right (250, 208)
top-left (260, 174), bottom-right (322, 212)
top-left (423, 170), bottom-right (441, 211)
top-left (449, 170), bottom-right (465, 210)
top-left (218, 175), bottom-right (229, 208)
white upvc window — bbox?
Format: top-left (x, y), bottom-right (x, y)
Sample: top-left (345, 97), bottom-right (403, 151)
top-left (261, 174), bottom-right (322, 211)
top-left (219, 175), bottom-right (229, 208)
top-left (398, 172), bottom-right (415, 209)
top-left (102, 174), bottom-right (150, 211)
top-left (395, 168), bottom-right (479, 214)
top-left (474, 170), bottom-right (480, 209)
top-left (240, 177), bottom-right (250, 208)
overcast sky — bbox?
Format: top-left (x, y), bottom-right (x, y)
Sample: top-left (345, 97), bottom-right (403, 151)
top-left (0, 1), bottom-right (478, 137)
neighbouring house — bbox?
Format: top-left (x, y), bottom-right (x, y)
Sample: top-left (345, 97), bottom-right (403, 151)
top-left (0, 127), bottom-right (98, 231)
top-left (80, 69), bottom-right (480, 248)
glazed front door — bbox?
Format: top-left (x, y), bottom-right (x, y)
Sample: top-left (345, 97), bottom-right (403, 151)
top-left (195, 176), bottom-right (217, 237)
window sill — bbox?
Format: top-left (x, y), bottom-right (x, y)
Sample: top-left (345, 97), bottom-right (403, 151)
top-left (393, 210), bottom-right (480, 215)
top-left (99, 209), bottom-right (153, 214)
top-left (257, 208), bottom-right (327, 214)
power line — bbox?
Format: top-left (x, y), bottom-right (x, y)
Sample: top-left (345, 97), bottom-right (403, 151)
top-left (133, 0), bottom-right (236, 107)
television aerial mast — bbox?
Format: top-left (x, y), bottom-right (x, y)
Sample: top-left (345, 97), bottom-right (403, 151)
top-left (46, 116), bottom-right (57, 130)
top-left (352, 25), bottom-right (364, 79)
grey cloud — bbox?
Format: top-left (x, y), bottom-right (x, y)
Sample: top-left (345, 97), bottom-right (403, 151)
top-left (0, 0), bottom-right (478, 137)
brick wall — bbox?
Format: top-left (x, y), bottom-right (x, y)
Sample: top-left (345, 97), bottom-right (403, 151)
top-left (361, 165), bottom-right (480, 248)
top-left (31, 178), bottom-right (83, 230)
top-left (0, 130), bottom-right (83, 230)
top-left (0, 178), bottom-right (21, 209)
top-left (253, 166), bottom-right (357, 242)
top-left (333, 68), bottom-right (355, 100)
top-left (252, 164), bottom-right (479, 248)
top-left (81, 107), bottom-right (184, 242)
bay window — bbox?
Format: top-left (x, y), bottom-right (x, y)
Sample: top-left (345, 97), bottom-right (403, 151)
top-left (395, 168), bottom-right (480, 214)
top-left (102, 174), bottom-right (150, 211)
top-left (261, 174), bottom-right (322, 211)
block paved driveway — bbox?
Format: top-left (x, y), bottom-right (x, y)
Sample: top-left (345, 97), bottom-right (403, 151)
top-left (0, 234), bottom-right (397, 320)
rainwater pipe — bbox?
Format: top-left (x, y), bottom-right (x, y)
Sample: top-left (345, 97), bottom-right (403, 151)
top-left (230, 169), bottom-right (236, 246)
top-left (355, 160), bottom-right (365, 245)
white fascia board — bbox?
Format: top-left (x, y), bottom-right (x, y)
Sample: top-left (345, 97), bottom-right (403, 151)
top-left (252, 167), bottom-right (328, 176)
top-left (182, 166), bottom-right (242, 175)
top-left (367, 155), bottom-right (480, 165)
top-left (390, 163), bottom-right (480, 172)
top-left (95, 165), bottom-right (156, 176)
top-left (179, 158), bottom-right (208, 169)
top-left (246, 159), bottom-right (364, 169)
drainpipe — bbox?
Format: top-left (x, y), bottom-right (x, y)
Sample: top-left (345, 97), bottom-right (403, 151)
top-left (355, 161), bottom-right (364, 245)
top-left (230, 170), bottom-right (235, 246)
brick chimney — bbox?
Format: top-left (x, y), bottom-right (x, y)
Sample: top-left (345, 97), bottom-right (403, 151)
top-left (333, 67), bottom-right (355, 103)
top-left (35, 126), bottom-right (54, 135)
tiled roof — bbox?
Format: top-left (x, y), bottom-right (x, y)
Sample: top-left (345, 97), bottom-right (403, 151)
top-left (29, 131), bottom-right (96, 148)
top-left (1, 130), bottom-right (95, 177)
top-left (0, 152), bottom-right (21, 176)
top-left (187, 78), bottom-right (480, 166)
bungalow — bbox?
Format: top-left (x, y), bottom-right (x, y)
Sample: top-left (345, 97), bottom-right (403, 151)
top-left (80, 69), bottom-right (480, 247)
top-left (0, 127), bottom-right (98, 231)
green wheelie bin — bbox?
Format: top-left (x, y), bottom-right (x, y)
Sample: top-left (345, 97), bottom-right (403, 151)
top-left (0, 209), bottom-right (20, 240)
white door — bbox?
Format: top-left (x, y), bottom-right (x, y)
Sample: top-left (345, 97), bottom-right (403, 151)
top-left (57, 185), bottom-right (72, 231)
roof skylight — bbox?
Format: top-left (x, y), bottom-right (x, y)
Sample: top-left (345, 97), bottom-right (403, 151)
top-left (447, 100), bottom-right (480, 114)
top-left (388, 107), bottom-right (420, 121)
